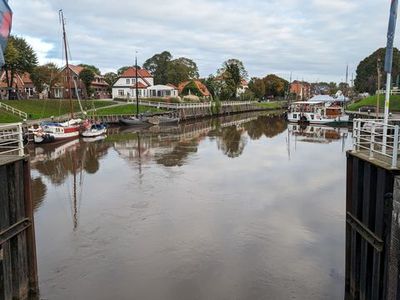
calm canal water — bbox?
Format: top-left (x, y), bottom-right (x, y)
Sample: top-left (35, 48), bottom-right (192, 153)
top-left (30, 112), bottom-right (352, 299)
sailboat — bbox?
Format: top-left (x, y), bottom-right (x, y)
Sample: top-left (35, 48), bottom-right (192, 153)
top-left (34, 10), bottom-right (81, 144)
top-left (119, 54), bottom-right (150, 126)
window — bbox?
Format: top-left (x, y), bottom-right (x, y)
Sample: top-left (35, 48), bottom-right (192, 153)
top-left (118, 90), bottom-right (124, 96)
top-left (293, 114), bottom-right (297, 119)
top-left (311, 114), bottom-right (314, 120)
top-left (126, 79), bottom-right (130, 84)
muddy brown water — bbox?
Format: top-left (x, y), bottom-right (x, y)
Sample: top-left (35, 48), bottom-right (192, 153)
top-left (29, 112), bottom-right (351, 299)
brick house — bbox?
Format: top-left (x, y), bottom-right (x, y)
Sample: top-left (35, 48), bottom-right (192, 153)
top-left (53, 64), bottom-right (110, 99)
top-left (290, 80), bottom-right (311, 100)
top-left (0, 71), bottom-right (36, 99)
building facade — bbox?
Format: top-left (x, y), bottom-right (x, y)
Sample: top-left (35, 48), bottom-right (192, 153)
top-left (112, 67), bottom-right (178, 99)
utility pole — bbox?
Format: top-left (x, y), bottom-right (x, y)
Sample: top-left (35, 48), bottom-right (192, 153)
top-left (377, 58), bottom-right (381, 118)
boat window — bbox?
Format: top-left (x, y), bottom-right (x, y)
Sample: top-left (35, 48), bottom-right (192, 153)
top-left (311, 115), bottom-right (314, 120)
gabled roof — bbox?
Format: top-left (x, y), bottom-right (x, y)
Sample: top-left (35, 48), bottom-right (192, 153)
top-left (177, 80), bottom-right (211, 97)
top-left (121, 67), bottom-right (152, 78)
top-left (67, 64), bottom-right (85, 75)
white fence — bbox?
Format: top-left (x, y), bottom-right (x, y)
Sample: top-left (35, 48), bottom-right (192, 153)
top-left (0, 123), bottom-right (24, 156)
top-left (353, 118), bottom-right (400, 168)
top-left (137, 100), bottom-right (256, 110)
top-left (0, 102), bottom-right (28, 119)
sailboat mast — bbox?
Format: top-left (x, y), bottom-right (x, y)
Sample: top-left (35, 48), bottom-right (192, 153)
top-left (60, 10), bottom-right (74, 119)
top-left (135, 53), bottom-right (139, 117)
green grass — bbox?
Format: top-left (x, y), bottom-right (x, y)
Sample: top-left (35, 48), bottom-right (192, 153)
top-left (0, 111), bottom-right (23, 123)
top-left (0, 99), bottom-right (117, 119)
top-left (347, 95), bottom-right (400, 111)
top-left (256, 101), bottom-right (286, 110)
top-left (95, 104), bottom-right (164, 116)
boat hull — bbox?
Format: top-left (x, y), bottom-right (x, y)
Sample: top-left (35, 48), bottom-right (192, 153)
top-left (119, 117), bottom-right (149, 126)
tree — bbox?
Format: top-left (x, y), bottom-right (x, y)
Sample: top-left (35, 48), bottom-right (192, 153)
top-left (143, 51), bottom-right (173, 84)
top-left (166, 57), bottom-right (199, 85)
top-left (78, 64), bottom-right (101, 75)
top-left (104, 72), bottom-right (118, 92)
top-left (79, 68), bottom-right (95, 98)
top-left (355, 47), bottom-right (400, 94)
top-left (248, 77), bottom-right (265, 99)
top-left (30, 63), bottom-right (61, 95)
top-left (263, 74), bottom-right (288, 97)
top-left (218, 59), bottom-right (248, 99)
top-left (3, 35), bottom-right (38, 99)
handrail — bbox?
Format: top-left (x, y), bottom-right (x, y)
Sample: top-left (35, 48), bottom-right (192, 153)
top-left (137, 100), bottom-right (258, 110)
top-left (0, 102), bottom-right (28, 119)
top-left (0, 122), bottom-right (24, 156)
top-left (353, 118), bottom-right (400, 168)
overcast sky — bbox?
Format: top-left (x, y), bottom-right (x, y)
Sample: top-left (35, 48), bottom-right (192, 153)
top-left (9, 0), bottom-right (394, 82)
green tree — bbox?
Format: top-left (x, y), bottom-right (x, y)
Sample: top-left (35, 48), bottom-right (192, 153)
top-left (166, 57), bottom-right (199, 85)
top-left (104, 72), bottom-right (118, 92)
top-left (263, 74), bottom-right (288, 97)
top-left (218, 59), bottom-right (248, 99)
top-left (355, 47), bottom-right (400, 94)
top-left (248, 77), bottom-right (265, 99)
top-left (79, 68), bottom-right (95, 98)
top-left (78, 64), bottom-right (101, 75)
top-left (30, 62), bottom-right (61, 94)
top-left (3, 35), bottom-right (38, 99)
top-left (143, 51), bottom-right (172, 84)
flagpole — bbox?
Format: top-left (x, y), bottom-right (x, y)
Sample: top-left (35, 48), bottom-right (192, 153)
top-left (383, 0), bottom-right (398, 153)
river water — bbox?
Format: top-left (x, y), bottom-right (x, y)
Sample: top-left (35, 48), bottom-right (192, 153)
top-left (30, 112), bottom-right (351, 300)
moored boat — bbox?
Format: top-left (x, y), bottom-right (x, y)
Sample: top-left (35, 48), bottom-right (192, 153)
top-left (81, 123), bottom-right (107, 137)
top-left (33, 119), bottom-right (81, 144)
top-left (119, 115), bottom-right (150, 126)
top-left (287, 101), bottom-right (349, 125)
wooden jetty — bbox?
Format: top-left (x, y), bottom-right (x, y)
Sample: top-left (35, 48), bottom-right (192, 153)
top-left (0, 123), bottom-right (38, 300)
top-left (346, 118), bottom-right (400, 299)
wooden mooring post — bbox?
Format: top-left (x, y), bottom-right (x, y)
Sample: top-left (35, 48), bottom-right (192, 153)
top-left (0, 124), bottom-right (38, 300)
top-left (346, 151), bottom-right (400, 299)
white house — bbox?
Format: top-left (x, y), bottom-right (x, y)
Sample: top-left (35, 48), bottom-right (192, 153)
top-left (112, 67), bottom-right (178, 99)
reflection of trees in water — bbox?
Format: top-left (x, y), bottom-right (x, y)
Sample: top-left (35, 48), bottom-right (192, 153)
top-left (31, 141), bottom-right (109, 185)
top-left (217, 125), bottom-right (247, 158)
top-left (244, 115), bottom-right (287, 139)
top-left (31, 176), bottom-right (47, 211)
top-left (155, 139), bottom-right (199, 167)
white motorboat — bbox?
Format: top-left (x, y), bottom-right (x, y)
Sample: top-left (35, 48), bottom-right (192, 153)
top-left (81, 123), bottom-right (107, 137)
top-left (287, 101), bottom-right (349, 125)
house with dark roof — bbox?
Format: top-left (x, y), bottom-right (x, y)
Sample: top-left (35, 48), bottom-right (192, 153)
top-left (112, 67), bottom-right (178, 99)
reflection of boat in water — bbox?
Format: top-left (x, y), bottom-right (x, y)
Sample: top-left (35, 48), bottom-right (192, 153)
top-left (287, 101), bottom-right (349, 125)
top-left (288, 123), bottom-right (348, 144)
top-left (82, 135), bottom-right (107, 143)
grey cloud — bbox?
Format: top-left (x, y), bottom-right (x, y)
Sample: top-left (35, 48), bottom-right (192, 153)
top-left (9, 0), bottom-right (393, 81)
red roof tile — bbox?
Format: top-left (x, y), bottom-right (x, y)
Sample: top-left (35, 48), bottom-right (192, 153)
top-left (121, 67), bottom-right (152, 78)
top-left (132, 82), bottom-right (148, 89)
top-left (68, 64), bottom-right (85, 75)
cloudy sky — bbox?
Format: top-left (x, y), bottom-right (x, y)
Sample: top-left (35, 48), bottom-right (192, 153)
top-left (9, 0), bottom-right (394, 82)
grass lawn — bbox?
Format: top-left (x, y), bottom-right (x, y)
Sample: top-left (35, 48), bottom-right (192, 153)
top-left (0, 99), bottom-right (117, 119)
top-left (256, 101), bottom-right (286, 110)
top-left (95, 104), bottom-right (164, 115)
top-left (347, 95), bottom-right (400, 111)
top-left (0, 111), bottom-right (23, 123)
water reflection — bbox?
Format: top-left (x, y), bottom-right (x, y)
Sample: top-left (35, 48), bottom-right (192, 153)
top-left (29, 112), bottom-right (351, 299)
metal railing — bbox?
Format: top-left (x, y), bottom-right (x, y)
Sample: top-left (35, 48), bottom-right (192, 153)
top-left (0, 123), bottom-right (24, 156)
top-left (0, 102), bottom-right (28, 119)
top-left (353, 118), bottom-right (400, 168)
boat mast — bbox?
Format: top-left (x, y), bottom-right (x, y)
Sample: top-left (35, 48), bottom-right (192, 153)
top-left (135, 52), bottom-right (139, 117)
top-left (59, 10), bottom-right (74, 119)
